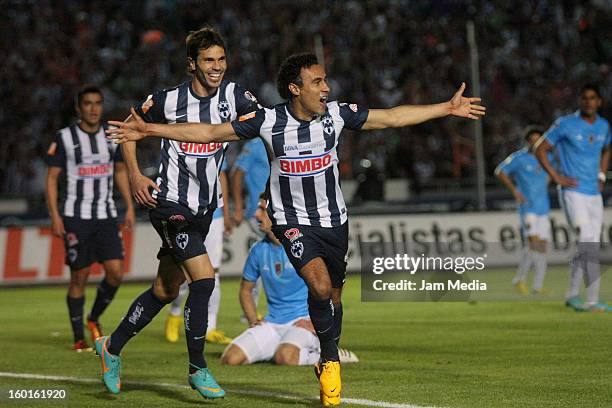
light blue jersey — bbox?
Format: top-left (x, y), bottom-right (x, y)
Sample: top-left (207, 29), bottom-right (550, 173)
top-left (496, 148), bottom-right (551, 215)
top-left (242, 238), bottom-right (308, 324)
top-left (544, 111), bottom-right (611, 196)
top-left (234, 139), bottom-right (270, 219)
top-left (213, 160), bottom-right (229, 219)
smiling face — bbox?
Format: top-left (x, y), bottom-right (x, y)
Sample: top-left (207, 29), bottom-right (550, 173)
top-left (290, 64), bottom-right (330, 117)
top-left (190, 45), bottom-right (227, 94)
top-left (579, 89), bottom-right (602, 119)
top-left (76, 92), bottom-right (103, 128)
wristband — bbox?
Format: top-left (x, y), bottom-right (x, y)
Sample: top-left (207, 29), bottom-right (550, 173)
top-left (599, 171), bottom-right (606, 183)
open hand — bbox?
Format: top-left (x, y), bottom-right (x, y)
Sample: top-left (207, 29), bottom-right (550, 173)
top-left (449, 83), bottom-right (486, 120)
top-left (107, 107), bottom-right (149, 143)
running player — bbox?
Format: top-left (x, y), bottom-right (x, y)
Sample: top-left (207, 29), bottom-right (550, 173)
top-left (165, 161), bottom-right (233, 345)
top-left (221, 200), bottom-right (358, 366)
top-left (534, 84), bottom-right (610, 312)
top-left (495, 126), bottom-right (551, 295)
top-left (107, 53), bottom-right (485, 405)
top-left (45, 85), bottom-right (135, 351)
top-left (94, 27), bottom-right (259, 399)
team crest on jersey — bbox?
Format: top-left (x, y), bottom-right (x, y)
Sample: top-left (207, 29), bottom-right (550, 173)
top-left (218, 100), bottom-right (231, 120)
top-left (291, 241), bottom-right (304, 259)
top-left (321, 114), bottom-right (334, 135)
top-left (588, 135), bottom-right (594, 144)
top-left (176, 233), bottom-right (189, 250)
top-left (284, 228), bottom-right (303, 243)
top-left (275, 262), bottom-right (282, 277)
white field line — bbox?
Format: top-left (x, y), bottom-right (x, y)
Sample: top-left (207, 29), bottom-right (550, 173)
top-left (0, 371), bottom-right (444, 408)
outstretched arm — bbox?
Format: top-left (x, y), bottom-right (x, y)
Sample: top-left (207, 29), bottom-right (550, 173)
top-left (107, 107), bottom-right (240, 144)
top-left (362, 83), bottom-right (485, 130)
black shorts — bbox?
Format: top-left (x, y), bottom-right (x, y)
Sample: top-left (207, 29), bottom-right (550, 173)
top-left (272, 222), bottom-right (349, 288)
top-left (63, 217), bottom-right (124, 270)
top-left (149, 200), bottom-right (213, 264)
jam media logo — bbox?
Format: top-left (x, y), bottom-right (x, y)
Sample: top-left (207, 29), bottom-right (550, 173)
top-left (177, 142), bottom-right (223, 157)
top-left (291, 241), bottom-right (304, 259)
top-left (77, 163), bottom-right (113, 179)
top-left (176, 233), bottom-right (189, 250)
top-left (284, 227), bottom-right (303, 243)
top-left (279, 151), bottom-right (334, 177)
top-left (218, 100), bottom-right (230, 120)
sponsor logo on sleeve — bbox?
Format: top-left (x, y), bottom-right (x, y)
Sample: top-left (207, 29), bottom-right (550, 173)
top-left (349, 104), bottom-right (358, 112)
top-left (238, 111), bottom-right (256, 122)
top-left (244, 91), bottom-right (258, 102)
top-left (141, 95), bottom-right (154, 113)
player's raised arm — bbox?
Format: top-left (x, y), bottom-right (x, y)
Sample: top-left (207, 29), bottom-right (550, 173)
top-left (362, 82), bottom-right (486, 130)
top-left (107, 107), bottom-right (240, 144)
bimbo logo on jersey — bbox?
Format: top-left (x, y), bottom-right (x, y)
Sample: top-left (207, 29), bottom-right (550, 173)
top-left (77, 163), bottom-right (113, 179)
top-left (178, 142), bottom-right (223, 157)
top-left (279, 152), bottom-right (334, 177)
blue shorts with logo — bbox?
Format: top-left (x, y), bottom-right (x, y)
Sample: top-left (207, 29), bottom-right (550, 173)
top-left (63, 217), bottom-right (124, 270)
top-left (149, 200), bottom-right (213, 264)
top-left (272, 222), bottom-right (349, 288)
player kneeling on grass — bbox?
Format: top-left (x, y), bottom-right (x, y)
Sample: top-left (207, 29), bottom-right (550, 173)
top-left (221, 200), bottom-right (358, 366)
top-left (495, 126), bottom-right (552, 295)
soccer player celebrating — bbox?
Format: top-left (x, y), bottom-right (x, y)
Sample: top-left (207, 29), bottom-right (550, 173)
top-left (45, 85), bottom-right (135, 351)
top-left (221, 198), bottom-right (358, 366)
top-left (165, 161), bottom-right (233, 345)
top-left (107, 53), bottom-right (485, 405)
top-left (95, 27), bottom-right (260, 398)
top-left (534, 84), bottom-right (611, 312)
top-left (495, 126), bottom-right (551, 295)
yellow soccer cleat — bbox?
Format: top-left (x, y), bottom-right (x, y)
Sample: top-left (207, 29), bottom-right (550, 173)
top-left (514, 281), bottom-right (528, 295)
top-left (205, 329), bottom-right (233, 345)
top-left (165, 314), bottom-right (182, 343)
top-left (315, 361), bottom-right (341, 406)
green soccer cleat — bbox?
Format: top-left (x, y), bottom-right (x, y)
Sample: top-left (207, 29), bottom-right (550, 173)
top-left (188, 367), bottom-right (225, 399)
top-left (564, 296), bottom-right (582, 309)
top-left (95, 336), bottom-right (121, 394)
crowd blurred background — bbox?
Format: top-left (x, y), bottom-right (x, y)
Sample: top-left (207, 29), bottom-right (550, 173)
top-left (2, 0), bottom-right (611, 212)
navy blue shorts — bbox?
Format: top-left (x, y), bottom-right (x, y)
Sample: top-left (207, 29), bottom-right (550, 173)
top-left (63, 217), bottom-right (124, 270)
top-left (272, 222), bottom-right (349, 288)
top-left (149, 200), bottom-right (213, 264)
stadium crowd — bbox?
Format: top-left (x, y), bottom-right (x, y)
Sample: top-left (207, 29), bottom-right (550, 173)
top-left (2, 0), bottom-right (611, 201)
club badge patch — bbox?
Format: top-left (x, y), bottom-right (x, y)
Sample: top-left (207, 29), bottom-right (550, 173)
top-left (176, 233), bottom-right (189, 250)
top-left (291, 241), bottom-right (304, 259)
top-left (218, 100), bottom-right (230, 120)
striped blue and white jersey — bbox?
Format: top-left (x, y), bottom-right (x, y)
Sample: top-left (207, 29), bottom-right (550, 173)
top-left (232, 101), bottom-right (369, 227)
top-left (46, 123), bottom-right (122, 220)
top-left (135, 80), bottom-right (259, 215)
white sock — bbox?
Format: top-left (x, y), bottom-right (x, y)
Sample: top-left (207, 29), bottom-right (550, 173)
top-left (513, 246), bottom-right (533, 284)
top-left (532, 251), bottom-right (548, 291)
top-left (584, 244), bottom-right (601, 305)
top-left (170, 282), bottom-right (189, 316)
top-left (566, 248), bottom-right (585, 300)
top-left (207, 273), bottom-right (221, 332)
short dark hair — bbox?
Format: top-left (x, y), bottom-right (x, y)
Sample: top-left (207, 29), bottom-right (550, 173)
top-left (76, 85), bottom-right (103, 106)
top-left (580, 83), bottom-right (601, 98)
top-left (185, 26), bottom-right (225, 61)
top-left (523, 125), bottom-right (544, 141)
top-left (277, 53), bottom-right (319, 100)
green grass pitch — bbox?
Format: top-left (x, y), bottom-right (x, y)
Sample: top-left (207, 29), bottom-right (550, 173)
top-left (1, 268), bottom-right (611, 407)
